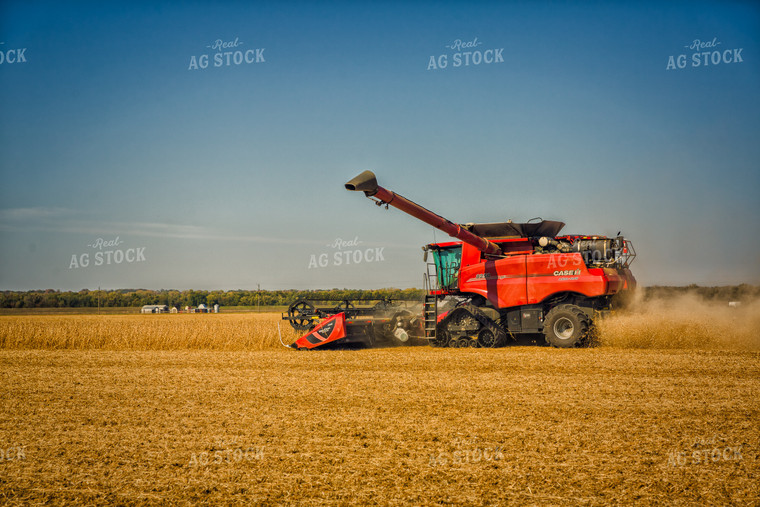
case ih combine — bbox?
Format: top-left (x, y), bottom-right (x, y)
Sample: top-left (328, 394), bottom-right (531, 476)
top-left (284, 170), bottom-right (636, 349)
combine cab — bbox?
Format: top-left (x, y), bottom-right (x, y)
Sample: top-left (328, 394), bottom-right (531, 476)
top-left (344, 170), bottom-right (636, 348)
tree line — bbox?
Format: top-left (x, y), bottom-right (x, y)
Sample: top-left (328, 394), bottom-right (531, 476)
top-left (0, 288), bottom-right (427, 309)
top-left (1, 285), bottom-right (757, 309)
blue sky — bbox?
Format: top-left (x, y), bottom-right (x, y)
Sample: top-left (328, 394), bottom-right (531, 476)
top-left (1, 0), bottom-right (758, 290)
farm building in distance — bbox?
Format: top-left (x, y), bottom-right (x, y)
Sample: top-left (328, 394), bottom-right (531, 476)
top-left (140, 304), bottom-right (220, 314)
top-left (184, 304), bottom-right (220, 313)
top-left (141, 305), bottom-right (169, 314)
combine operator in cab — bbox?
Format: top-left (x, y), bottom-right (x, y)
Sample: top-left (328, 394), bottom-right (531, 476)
top-left (345, 170), bottom-right (636, 348)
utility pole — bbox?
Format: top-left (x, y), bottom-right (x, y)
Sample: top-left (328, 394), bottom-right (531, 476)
top-left (257, 283), bottom-right (260, 313)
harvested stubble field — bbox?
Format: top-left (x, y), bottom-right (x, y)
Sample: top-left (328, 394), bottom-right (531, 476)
top-left (0, 302), bottom-right (758, 505)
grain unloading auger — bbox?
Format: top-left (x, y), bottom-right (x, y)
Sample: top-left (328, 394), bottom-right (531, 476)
top-left (343, 170), bottom-right (637, 348)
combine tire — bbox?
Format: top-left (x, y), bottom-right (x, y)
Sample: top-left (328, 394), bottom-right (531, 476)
top-left (543, 304), bottom-right (591, 348)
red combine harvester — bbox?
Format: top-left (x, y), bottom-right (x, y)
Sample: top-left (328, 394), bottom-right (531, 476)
top-left (343, 170), bottom-right (636, 348)
top-left (284, 170), bottom-right (636, 349)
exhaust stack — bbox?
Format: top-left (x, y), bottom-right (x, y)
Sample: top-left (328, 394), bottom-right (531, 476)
top-left (345, 170), bottom-right (503, 256)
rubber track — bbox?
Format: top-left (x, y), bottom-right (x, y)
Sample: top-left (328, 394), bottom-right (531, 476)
top-left (437, 304), bottom-right (508, 348)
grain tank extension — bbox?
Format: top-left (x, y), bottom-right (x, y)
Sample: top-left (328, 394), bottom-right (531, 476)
top-left (345, 170), bottom-right (636, 348)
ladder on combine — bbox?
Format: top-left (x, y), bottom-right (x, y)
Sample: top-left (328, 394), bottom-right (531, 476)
top-left (423, 294), bottom-right (437, 339)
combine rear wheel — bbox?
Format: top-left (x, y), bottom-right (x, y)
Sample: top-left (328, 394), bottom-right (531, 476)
top-left (543, 304), bottom-right (591, 348)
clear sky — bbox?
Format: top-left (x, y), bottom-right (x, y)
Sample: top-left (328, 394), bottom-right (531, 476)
top-left (1, 0), bottom-right (759, 290)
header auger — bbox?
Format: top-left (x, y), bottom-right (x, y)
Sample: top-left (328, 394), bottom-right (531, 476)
top-left (282, 298), bottom-right (424, 350)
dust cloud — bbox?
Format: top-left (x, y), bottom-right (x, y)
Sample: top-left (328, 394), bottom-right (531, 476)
top-left (596, 290), bottom-right (760, 350)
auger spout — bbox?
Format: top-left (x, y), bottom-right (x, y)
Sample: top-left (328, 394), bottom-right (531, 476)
top-left (345, 170), bottom-right (503, 256)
